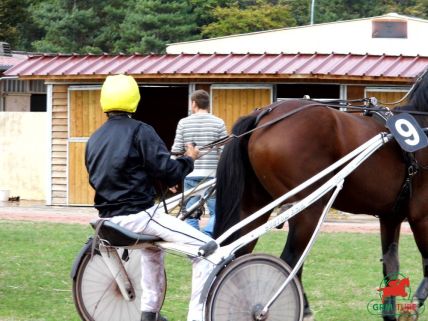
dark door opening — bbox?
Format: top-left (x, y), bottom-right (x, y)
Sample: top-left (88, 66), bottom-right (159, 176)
top-left (276, 84), bottom-right (340, 100)
top-left (134, 85), bottom-right (188, 149)
top-left (30, 94), bottom-right (47, 112)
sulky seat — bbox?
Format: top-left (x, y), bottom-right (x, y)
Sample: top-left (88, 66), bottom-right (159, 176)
top-left (90, 219), bottom-right (162, 247)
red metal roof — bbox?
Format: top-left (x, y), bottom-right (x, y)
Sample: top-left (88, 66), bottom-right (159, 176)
top-left (4, 53), bottom-right (428, 80)
top-left (0, 54), bottom-right (28, 71)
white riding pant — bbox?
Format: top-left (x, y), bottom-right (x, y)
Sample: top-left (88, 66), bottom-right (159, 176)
top-left (110, 204), bottom-right (214, 321)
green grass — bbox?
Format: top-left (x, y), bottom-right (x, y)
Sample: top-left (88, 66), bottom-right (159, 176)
top-left (0, 221), bottom-right (424, 321)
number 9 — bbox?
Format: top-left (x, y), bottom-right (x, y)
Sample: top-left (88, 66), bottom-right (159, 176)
top-left (395, 119), bottom-right (420, 146)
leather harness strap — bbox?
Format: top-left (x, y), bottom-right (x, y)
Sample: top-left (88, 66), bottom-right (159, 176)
top-left (393, 152), bottom-right (419, 215)
top-left (361, 108), bottom-right (422, 215)
top-left (198, 99), bottom-right (428, 154)
top-left (198, 102), bottom-right (322, 154)
top-left (193, 100), bottom-right (428, 217)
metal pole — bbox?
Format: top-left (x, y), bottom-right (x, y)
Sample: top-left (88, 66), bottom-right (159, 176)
top-left (310, 0), bottom-right (315, 25)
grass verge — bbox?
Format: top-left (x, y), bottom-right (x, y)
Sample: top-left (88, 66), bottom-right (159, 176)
top-left (0, 220), bottom-right (422, 321)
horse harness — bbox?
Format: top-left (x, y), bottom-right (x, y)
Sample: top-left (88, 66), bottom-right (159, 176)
top-left (197, 97), bottom-right (428, 217)
top-left (252, 100), bottom-right (425, 215)
top-left (363, 105), bottom-right (422, 215)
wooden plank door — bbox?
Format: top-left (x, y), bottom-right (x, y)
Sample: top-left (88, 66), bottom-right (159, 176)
top-left (68, 89), bottom-right (106, 205)
top-left (212, 87), bottom-right (272, 133)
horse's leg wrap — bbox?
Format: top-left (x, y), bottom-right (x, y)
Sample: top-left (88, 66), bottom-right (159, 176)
top-left (381, 242), bottom-right (399, 276)
top-left (381, 242), bottom-right (399, 321)
top-left (303, 292), bottom-right (310, 311)
top-left (414, 277), bottom-right (428, 307)
top-left (413, 258), bottom-right (428, 307)
top-left (303, 292), bottom-right (313, 317)
top-left (382, 296), bottom-right (396, 321)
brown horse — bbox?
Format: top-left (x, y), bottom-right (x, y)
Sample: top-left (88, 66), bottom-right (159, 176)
top-left (213, 72), bottom-right (428, 321)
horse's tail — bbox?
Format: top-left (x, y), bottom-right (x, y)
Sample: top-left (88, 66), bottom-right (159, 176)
top-left (213, 113), bottom-right (258, 239)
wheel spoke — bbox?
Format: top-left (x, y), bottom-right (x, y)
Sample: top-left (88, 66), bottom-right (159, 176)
top-left (205, 254), bottom-right (304, 321)
top-left (73, 250), bottom-right (147, 321)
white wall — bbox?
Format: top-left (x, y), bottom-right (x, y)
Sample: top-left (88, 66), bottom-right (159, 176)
top-left (0, 112), bottom-right (47, 200)
top-left (167, 14), bottom-right (428, 56)
top-left (4, 94), bottom-right (31, 111)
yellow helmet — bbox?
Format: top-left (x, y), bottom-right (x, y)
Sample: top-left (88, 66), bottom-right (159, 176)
top-left (100, 75), bottom-right (140, 113)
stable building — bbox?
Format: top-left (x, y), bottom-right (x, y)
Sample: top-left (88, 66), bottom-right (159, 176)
top-left (0, 42), bottom-right (46, 112)
top-left (5, 53), bottom-right (427, 206)
top-left (167, 12), bottom-right (428, 56)
top-left (3, 13), bottom-right (428, 206)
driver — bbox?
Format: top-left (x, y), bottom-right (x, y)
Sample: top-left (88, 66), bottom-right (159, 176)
top-left (85, 74), bottom-right (214, 321)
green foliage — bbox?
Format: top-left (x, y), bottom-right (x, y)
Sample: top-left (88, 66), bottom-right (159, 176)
top-left (115, 0), bottom-right (199, 54)
top-left (4, 0), bottom-right (428, 53)
top-left (0, 0), bottom-right (28, 47)
top-left (308, 0), bottom-right (421, 24)
top-left (93, 0), bottom-right (130, 53)
top-left (202, 1), bottom-right (297, 37)
top-left (189, 0), bottom-right (231, 27)
top-left (29, 0), bottom-right (99, 53)
top-left (33, 0), bottom-right (131, 53)
top-left (321, 0), bottom-right (380, 22)
top-left (286, 0), bottom-right (312, 26)
top-left (406, 0), bottom-right (428, 18)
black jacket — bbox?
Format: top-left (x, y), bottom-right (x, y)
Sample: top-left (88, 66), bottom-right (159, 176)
top-left (85, 114), bottom-right (194, 218)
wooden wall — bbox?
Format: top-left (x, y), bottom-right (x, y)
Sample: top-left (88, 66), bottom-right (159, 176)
top-left (51, 85), bottom-right (68, 204)
top-left (68, 89), bottom-right (105, 205)
top-left (346, 85), bottom-right (408, 108)
top-left (69, 90), bottom-right (105, 137)
top-left (50, 86), bottom-right (105, 205)
top-left (48, 82), bottom-right (408, 205)
top-left (212, 88), bottom-right (272, 132)
top-left (365, 89), bottom-right (408, 109)
top-left (347, 85), bottom-right (365, 102)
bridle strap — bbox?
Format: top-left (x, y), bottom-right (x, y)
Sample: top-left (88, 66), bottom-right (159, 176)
top-left (236, 103), bottom-right (321, 138)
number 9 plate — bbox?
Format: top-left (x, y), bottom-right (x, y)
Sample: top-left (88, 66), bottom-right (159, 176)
top-left (386, 113), bottom-right (428, 152)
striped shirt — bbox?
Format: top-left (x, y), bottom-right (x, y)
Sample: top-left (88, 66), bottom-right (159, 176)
top-left (171, 113), bottom-right (227, 177)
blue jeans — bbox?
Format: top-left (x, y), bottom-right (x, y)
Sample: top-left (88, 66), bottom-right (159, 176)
top-left (184, 176), bottom-right (215, 236)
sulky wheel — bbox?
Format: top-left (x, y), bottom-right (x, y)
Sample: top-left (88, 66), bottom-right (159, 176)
top-left (205, 253), bottom-right (304, 321)
top-left (72, 248), bottom-right (165, 321)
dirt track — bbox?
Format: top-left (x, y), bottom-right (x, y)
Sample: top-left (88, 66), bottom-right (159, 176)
top-left (0, 202), bottom-right (413, 234)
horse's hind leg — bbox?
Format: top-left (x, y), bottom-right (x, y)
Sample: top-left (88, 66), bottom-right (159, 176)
top-left (280, 206), bottom-right (324, 321)
top-left (407, 216), bottom-right (428, 314)
top-left (380, 216), bottom-right (403, 321)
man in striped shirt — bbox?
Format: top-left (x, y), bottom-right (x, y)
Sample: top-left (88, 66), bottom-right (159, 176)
top-left (171, 90), bottom-right (227, 236)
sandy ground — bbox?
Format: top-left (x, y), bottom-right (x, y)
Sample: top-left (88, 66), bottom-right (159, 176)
top-left (0, 200), bottom-right (413, 235)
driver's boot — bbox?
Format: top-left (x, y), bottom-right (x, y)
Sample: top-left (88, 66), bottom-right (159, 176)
top-left (140, 311), bottom-right (168, 321)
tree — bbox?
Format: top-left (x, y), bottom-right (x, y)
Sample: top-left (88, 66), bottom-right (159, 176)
top-left (30, 0), bottom-right (102, 53)
top-left (0, 0), bottom-right (28, 48)
top-left (93, 0), bottom-right (130, 53)
top-left (285, 0), bottom-right (311, 26)
top-left (9, 0), bottom-right (428, 54)
top-left (306, 0), bottom-right (420, 25)
top-left (28, 0), bottom-right (133, 53)
top-left (190, 0), bottom-right (231, 31)
top-left (201, 1), bottom-right (296, 37)
top-left (115, 0), bottom-right (199, 54)
top-left (402, 0), bottom-right (428, 19)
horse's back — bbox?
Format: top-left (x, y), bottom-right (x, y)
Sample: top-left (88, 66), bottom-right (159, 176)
top-left (247, 100), bottom-right (406, 216)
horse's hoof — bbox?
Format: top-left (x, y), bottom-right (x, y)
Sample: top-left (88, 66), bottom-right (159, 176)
top-left (303, 314), bottom-right (315, 321)
top-left (303, 306), bottom-right (315, 321)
